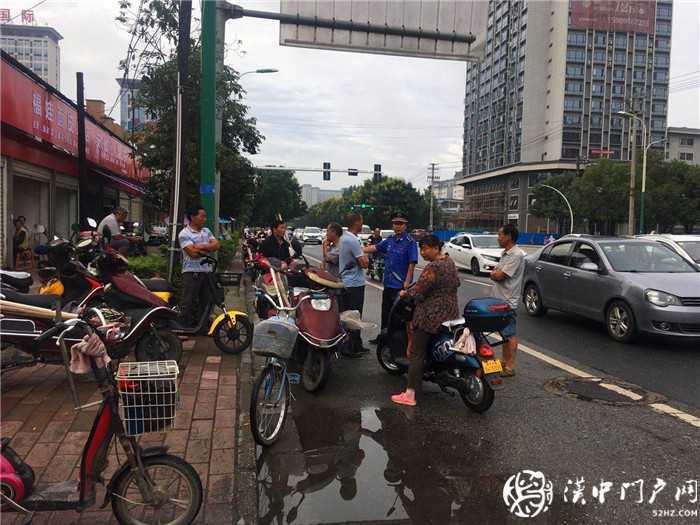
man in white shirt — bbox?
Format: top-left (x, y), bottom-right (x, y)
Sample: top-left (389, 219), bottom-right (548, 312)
top-left (97, 206), bottom-right (128, 253)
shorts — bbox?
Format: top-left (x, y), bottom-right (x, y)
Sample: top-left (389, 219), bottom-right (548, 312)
top-left (501, 314), bottom-right (517, 339)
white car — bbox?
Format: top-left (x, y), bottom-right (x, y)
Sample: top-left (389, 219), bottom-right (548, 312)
top-left (640, 234), bottom-right (700, 269)
top-left (380, 229), bottom-right (393, 240)
top-left (302, 227), bottom-right (323, 244)
top-left (358, 225), bottom-right (372, 243)
top-left (444, 234), bottom-right (503, 275)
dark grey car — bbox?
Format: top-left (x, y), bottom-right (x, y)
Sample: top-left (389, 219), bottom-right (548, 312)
top-left (522, 236), bottom-right (700, 343)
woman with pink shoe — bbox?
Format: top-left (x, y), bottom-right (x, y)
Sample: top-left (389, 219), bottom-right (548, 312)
top-left (391, 235), bottom-right (460, 407)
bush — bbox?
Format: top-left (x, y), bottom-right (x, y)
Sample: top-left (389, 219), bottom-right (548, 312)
top-left (128, 255), bottom-right (168, 279)
top-left (218, 234), bottom-right (239, 271)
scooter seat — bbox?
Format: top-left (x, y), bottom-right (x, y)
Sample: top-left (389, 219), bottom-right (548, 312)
top-left (442, 318), bottom-right (466, 329)
top-left (0, 270), bottom-right (33, 291)
top-left (1, 270), bottom-right (32, 280)
top-left (141, 278), bottom-right (174, 293)
top-left (0, 289), bottom-right (60, 309)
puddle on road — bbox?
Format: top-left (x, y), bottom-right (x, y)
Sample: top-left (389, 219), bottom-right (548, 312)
top-left (257, 404), bottom-right (510, 524)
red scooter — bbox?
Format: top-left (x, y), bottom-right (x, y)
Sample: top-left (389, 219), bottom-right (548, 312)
top-left (0, 311), bottom-right (203, 523)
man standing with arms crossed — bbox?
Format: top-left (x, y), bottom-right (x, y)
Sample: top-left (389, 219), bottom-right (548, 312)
top-left (489, 224), bottom-right (525, 377)
top-left (338, 212), bottom-right (369, 358)
top-left (364, 212), bottom-right (417, 343)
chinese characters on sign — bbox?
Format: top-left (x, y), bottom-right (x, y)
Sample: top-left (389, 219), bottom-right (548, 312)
top-left (570, 0), bottom-right (656, 34)
top-left (0, 8), bottom-right (35, 24)
top-left (21, 9), bottom-right (33, 24)
top-left (0, 8), bottom-right (10, 23)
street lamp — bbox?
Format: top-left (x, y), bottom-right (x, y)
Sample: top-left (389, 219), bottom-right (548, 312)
top-left (539, 184), bottom-right (574, 234)
top-left (617, 110), bottom-right (648, 234)
top-left (239, 68), bottom-right (279, 78)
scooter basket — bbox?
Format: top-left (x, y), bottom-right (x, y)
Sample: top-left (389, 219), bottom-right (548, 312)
top-left (117, 361), bottom-right (179, 436)
top-left (253, 318), bottom-right (298, 359)
top-left (463, 297), bottom-right (515, 332)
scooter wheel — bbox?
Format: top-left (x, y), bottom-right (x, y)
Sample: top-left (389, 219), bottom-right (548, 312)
top-left (135, 330), bottom-right (183, 363)
top-left (213, 314), bottom-right (253, 355)
top-left (376, 344), bottom-right (408, 376)
top-left (459, 374), bottom-right (495, 413)
top-left (302, 348), bottom-right (331, 393)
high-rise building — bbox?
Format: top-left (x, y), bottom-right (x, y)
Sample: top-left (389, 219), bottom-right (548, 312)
top-left (0, 24), bottom-right (62, 88)
top-left (300, 184), bottom-right (343, 208)
top-left (116, 78), bottom-right (152, 132)
top-left (459, 0), bottom-right (672, 232)
top-left (666, 127), bottom-right (699, 166)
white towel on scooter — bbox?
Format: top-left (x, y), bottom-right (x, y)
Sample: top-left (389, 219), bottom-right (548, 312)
top-left (453, 327), bottom-right (477, 356)
top-left (69, 332), bottom-right (111, 374)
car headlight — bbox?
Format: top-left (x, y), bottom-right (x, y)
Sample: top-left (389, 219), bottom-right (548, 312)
top-left (645, 289), bottom-right (682, 307)
top-left (482, 254), bottom-right (499, 262)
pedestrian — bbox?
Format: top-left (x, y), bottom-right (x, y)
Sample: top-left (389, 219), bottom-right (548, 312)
top-left (391, 235), bottom-right (460, 406)
top-left (338, 212), bottom-right (369, 357)
top-left (178, 204), bottom-right (220, 328)
top-left (368, 227), bottom-right (382, 246)
top-left (98, 206), bottom-right (129, 254)
top-left (489, 224), bottom-right (526, 377)
top-left (259, 219), bottom-right (292, 262)
top-left (364, 211), bottom-right (417, 343)
top-left (12, 216), bottom-right (31, 270)
top-left (322, 222), bottom-right (343, 277)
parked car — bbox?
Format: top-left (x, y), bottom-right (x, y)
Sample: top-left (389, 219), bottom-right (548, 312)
top-left (302, 227), bottom-right (323, 244)
top-left (294, 228), bottom-right (305, 240)
top-left (443, 233), bottom-right (503, 275)
top-left (522, 235), bottom-right (700, 343)
top-left (358, 225), bottom-right (372, 243)
top-left (380, 229), bottom-right (393, 240)
top-left (639, 234), bottom-right (700, 269)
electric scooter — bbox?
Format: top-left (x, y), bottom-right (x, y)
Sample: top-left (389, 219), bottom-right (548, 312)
top-left (0, 310), bottom-right (203, 523)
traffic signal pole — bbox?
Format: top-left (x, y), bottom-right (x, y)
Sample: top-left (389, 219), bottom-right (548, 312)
top-left (200, 0), bottom-right (217, 232)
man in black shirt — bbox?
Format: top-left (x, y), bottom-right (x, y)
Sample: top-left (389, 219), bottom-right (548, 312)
top-left (260, 219), bottom-right (292, 261)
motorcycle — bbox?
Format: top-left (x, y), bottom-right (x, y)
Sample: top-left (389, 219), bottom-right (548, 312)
top-left (376, 293), bottom-right (508, 413)
top-left (0, 312), bottom-right (203, 523)
top-left (368, 253), bottom-right (385, 282)
top-left (0, 270), bottom-right (33, 293)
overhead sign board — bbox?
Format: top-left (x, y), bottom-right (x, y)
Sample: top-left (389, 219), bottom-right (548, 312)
top-left (570, 0), bottom-right (656, 34)
top-left (279, 0), bottom-right (488, 62)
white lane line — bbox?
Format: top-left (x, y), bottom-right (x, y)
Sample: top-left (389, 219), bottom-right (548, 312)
top-left (307, 252), bottom-right (700, 429)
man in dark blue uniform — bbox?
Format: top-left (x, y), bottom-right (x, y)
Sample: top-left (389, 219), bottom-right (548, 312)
top-left (364, 212), bottom-right (418, 343)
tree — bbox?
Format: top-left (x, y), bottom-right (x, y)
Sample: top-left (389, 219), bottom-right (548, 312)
top-left (134, 45), bottom-right (263, 222)
top-left (529, 175), bottom-right (575, 231)
top-left (570, 160), bottom-right (629, 234)
top-left (250, 169), bottom-right (307, 226)
top-left (645, 155), bottom-right (700, 233)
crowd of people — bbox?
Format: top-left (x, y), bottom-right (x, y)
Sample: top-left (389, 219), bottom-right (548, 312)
top-left (254, 210), bottom-right (525, 407)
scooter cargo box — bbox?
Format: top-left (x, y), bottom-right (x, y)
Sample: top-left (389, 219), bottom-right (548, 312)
top-left (253, 318), bottom-right (298, 359)
top-left (464, 297), bottom-right (514, 332)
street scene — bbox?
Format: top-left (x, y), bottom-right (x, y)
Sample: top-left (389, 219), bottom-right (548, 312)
top-left (1, 0), bottom-right (699, 524)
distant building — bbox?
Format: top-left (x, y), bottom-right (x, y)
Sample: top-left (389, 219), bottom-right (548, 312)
top-left (0, 23), bottom-right (62, 88)
top-left (666, 127), bottom-right (700, 166)
top-left (86, 99), bottom-right (127, 140)
top-left (116, 78), bottom-right (152, 132)
top-left (431, 172), bottom-right (465, 229)
top-left (301, 184), bottom-right (343, 208)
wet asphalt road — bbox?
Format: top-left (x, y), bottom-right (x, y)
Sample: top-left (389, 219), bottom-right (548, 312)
top-left (255, 245), bottom-right (700, 525)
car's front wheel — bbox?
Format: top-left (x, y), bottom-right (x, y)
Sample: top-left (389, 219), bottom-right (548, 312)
top-left (606, 300), bottom-right (637, 343)
top-left (470, 258), bottom-right (481, 276)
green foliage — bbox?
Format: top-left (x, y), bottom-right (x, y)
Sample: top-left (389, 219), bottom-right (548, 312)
top-left (217, 237), bottom-right (239, 271)
top-left (128, 255), bottom-right (168, 278)
top-left (529, 175), bottom-right (574, 222)
top-left (644, 154), bottom-right (700, 233)
top-left (250, 170), bottom-right (307, 226)
top-left (301, 177), bottom-right (431, 228)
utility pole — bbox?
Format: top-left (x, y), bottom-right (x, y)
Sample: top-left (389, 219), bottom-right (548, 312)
top-left (428, 163), bottom-right (439, 231)
top-left (76, 72), bottom-right (90, 226)
top-left (628, 116), bottom-right (637, 236)
top-left (200, 0), bottom-right (217, 233)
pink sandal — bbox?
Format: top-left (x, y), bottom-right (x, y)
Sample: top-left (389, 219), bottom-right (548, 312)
top-left (391, 392), bottom-right (417, 406)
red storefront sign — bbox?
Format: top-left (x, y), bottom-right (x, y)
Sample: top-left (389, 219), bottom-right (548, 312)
top-left (570, 1), bottom-right (656, 34)
top-left (590, 148), bottom-right (615, 157)
top-left (1, 59), bottom-right (147, 182)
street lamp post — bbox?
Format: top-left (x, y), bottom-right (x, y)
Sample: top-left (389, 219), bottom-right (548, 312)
top-left (539, 184), bottom-right (574, 234)
top-left (239, 68), bottom-right (279, 78)
top-left (617, 111), bottom-right (647, 234)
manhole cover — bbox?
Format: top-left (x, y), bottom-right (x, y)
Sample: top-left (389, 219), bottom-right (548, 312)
top-left (544, 377), bottom-right (664, 406)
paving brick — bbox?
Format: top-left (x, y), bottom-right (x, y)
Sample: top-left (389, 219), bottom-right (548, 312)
top-left (0, 420), bottom-right (24, 439)
top-left (42, 453), bottom-right (80, 482)
top-left (193, 401), bottom-right (216, 420)
top-left (212, 430), bottom-right (235, 450)
top-left (9, 431), bottom-right (41, 455)
top-left (199, 379), bottom-right (219, 390)
top-left (38, 420), bottom-right (73, 443)
top-left (59, 431), bottom-right (90, 455)
top-left (214, 410), bottom-right (235, 429)
top-left (25, 441), bottom-right (61, 467)
top-left (205, 356), bottom-right (222, 364)
top-left (201, 371), bottom-right (219, 381)
top-left (186, 439), bottom-right (212, 464)
top-left (209, 448), bottom-right (234, 475)
top-left (207, 474), bottom-right (234, 503)
top-left (163, 429), bottom-right (190, 454)
top-left (190, 419), bottom-right (214, 440)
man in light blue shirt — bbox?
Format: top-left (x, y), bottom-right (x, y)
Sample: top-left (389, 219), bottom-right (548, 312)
top-left (338, 213), bottom-right (369, 357)
top-left (178, 204), bottom-right (219, 327)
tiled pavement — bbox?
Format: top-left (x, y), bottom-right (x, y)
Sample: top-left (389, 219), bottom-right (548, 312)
top-left (0, 292), bottom-right (252, 524)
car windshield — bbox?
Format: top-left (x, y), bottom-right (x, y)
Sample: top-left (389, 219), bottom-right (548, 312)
top-left (305, 227), bottom-right (320, 234)
top-left (600, 242), bottom-right (696, 273)
top-left (361, 225), bottom-right (371, 234)
top-left (471, 236), bottom-right (500, 249)
top-left (677, 241), bottom-right (700, 262)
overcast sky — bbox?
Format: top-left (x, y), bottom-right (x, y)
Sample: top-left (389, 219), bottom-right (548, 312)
top-left (5, 0), bottom-right (700, 191)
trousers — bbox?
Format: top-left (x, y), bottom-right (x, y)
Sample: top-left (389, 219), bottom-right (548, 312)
top-left (407, 328), bottom-right (431, 391)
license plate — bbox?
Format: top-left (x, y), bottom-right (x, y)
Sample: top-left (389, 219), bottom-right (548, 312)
top-left (482, 359), bottom-right (503, 374)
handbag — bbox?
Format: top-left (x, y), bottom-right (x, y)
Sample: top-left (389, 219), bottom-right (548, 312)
top-left (453, 326), bottom-right (477, 355)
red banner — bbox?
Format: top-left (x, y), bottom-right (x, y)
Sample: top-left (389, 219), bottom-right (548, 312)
top-left (1, 59), bottom-right (147, 182)
top-left (570, 1), bottom-right (656, 34)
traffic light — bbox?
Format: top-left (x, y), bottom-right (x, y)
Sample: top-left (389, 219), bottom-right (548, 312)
top-left (348, 168), bottom-right (358, 176)
top-left (323, 162), bottom-right (331, 181)
top-left (373, 164), bottom-right (381, 182)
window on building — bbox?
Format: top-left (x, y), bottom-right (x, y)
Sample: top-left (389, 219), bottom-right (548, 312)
top-left (652, 118), bottom-right (665, 130)
top-left (567, 48), bottom-right (585, 61)
top-left (656, 22), bottom-right (671, 34)
top-left (615, 34), bottom-right (627, 48)
top-left (594, 33), bottom-right (606, 46)
top-left (566, 80), bottom-right (583, 93)
top-left (564, 97), bottom-right (582, 110)
top-left (614, 51), bottom-right (626, 64)
top-left (611, 117), bottom-right (623, 129)
top-left (591, 99), bottom-right (603, 111)
top-left (680, 152), bottom-right (694, 161)
top-left (654, 70), bottom-right (669, 82)
top-left (656, 37), bottom-right (670, 50)
top-left (592, 83), bottom-right (605, 95)
top-left (568, 31), bottom-right (586, 45)
top-left (509, 196), bottom-right (519, 210)
top-left (589, 132), bottom-right (602, 145)
top-left (611, 99), bottom-right (624, 112)
top-left (680, 137), bottom-right (695, 146)
top-left (633, 70), bottom-right (645, 81)
top-left (593, 66), bottom-right (605, 79)
top-left (610, 134), bottom-right (622, 146)
top-left (613, 69), bottom-right (625, 80)
top-left (564, 113), bottom-right (582, 125)
top-left (562, 147), bottom-right (579, 159)
top-left (594, 49), bottom-right (606, 62)
top-left (657, 4), bottom-right (672, 18)
top-left (634, 52), bottom-right (647, 65)
top-left (612, 84), bottom-right (625, 96)
top-left (591, 115), bottom-right (603, 127)
top-left (653, 85), bottom-right (668, 98)
top-left (567, 65), bottom-right (584, 77)
top-left (655, 53), bottom-right (670, 67)
top-left (563, 131), bottom-right (581, 143)
top-left (635, 36), bottom-right (648, 50)
top-left (510, 176), bottom-right (520, 189)
top-left (652, 102), bottom-right (667, 113)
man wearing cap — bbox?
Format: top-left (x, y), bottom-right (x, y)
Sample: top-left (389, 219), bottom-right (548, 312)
top-left (364, 211), bottom-right (418, 343)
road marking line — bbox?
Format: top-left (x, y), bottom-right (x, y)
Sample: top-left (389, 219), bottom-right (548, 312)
top-left (517, 343), bottom-right (594, 378)
top-left (649, 403), bottom-right (700, 428)
top-left (599, 383), bottom-right (643, 401)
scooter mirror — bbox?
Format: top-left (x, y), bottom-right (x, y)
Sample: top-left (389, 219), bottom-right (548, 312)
top-left (87, 217), bottom-right (98, 228)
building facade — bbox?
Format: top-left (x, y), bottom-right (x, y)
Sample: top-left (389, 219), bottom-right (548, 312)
top-left (459, 0), bottom-right (672, 232)
top-left (666, 127), bottom-right (700, 166)
top-left (300, 184), bottom-right (343, 208)
top-left (117, 78), bottom-right (152, 133)
top-left (0, 23), bottom-right (61, 89)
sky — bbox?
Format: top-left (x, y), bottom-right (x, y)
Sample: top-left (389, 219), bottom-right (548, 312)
top-left (4, 0), bottom-right (700, 192)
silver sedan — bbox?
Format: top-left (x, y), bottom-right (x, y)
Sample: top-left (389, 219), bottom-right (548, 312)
top-left (522, 236), bottom-right (700, 343)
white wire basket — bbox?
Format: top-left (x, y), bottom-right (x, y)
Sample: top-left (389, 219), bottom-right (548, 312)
top-left (116, 360), bottom-right (179, 436)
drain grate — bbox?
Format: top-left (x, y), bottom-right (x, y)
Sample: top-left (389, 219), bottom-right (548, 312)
top-left (544, 377), bottom-right (664, 406)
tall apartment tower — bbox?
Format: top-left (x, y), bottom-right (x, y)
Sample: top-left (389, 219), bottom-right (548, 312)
top-left (116, 78), bottom-right (152, 133)
top-left (0, 24), bottom-right (62, 89)
top-left (459, 0), bottom-right (672, 231)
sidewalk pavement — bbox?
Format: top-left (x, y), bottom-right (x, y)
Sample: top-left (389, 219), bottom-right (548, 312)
top-left (0, 276), bottom-right (257, 524)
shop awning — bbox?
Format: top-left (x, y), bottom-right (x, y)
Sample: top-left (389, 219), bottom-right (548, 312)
top-left (93, 168), bottom-right (145, 196)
